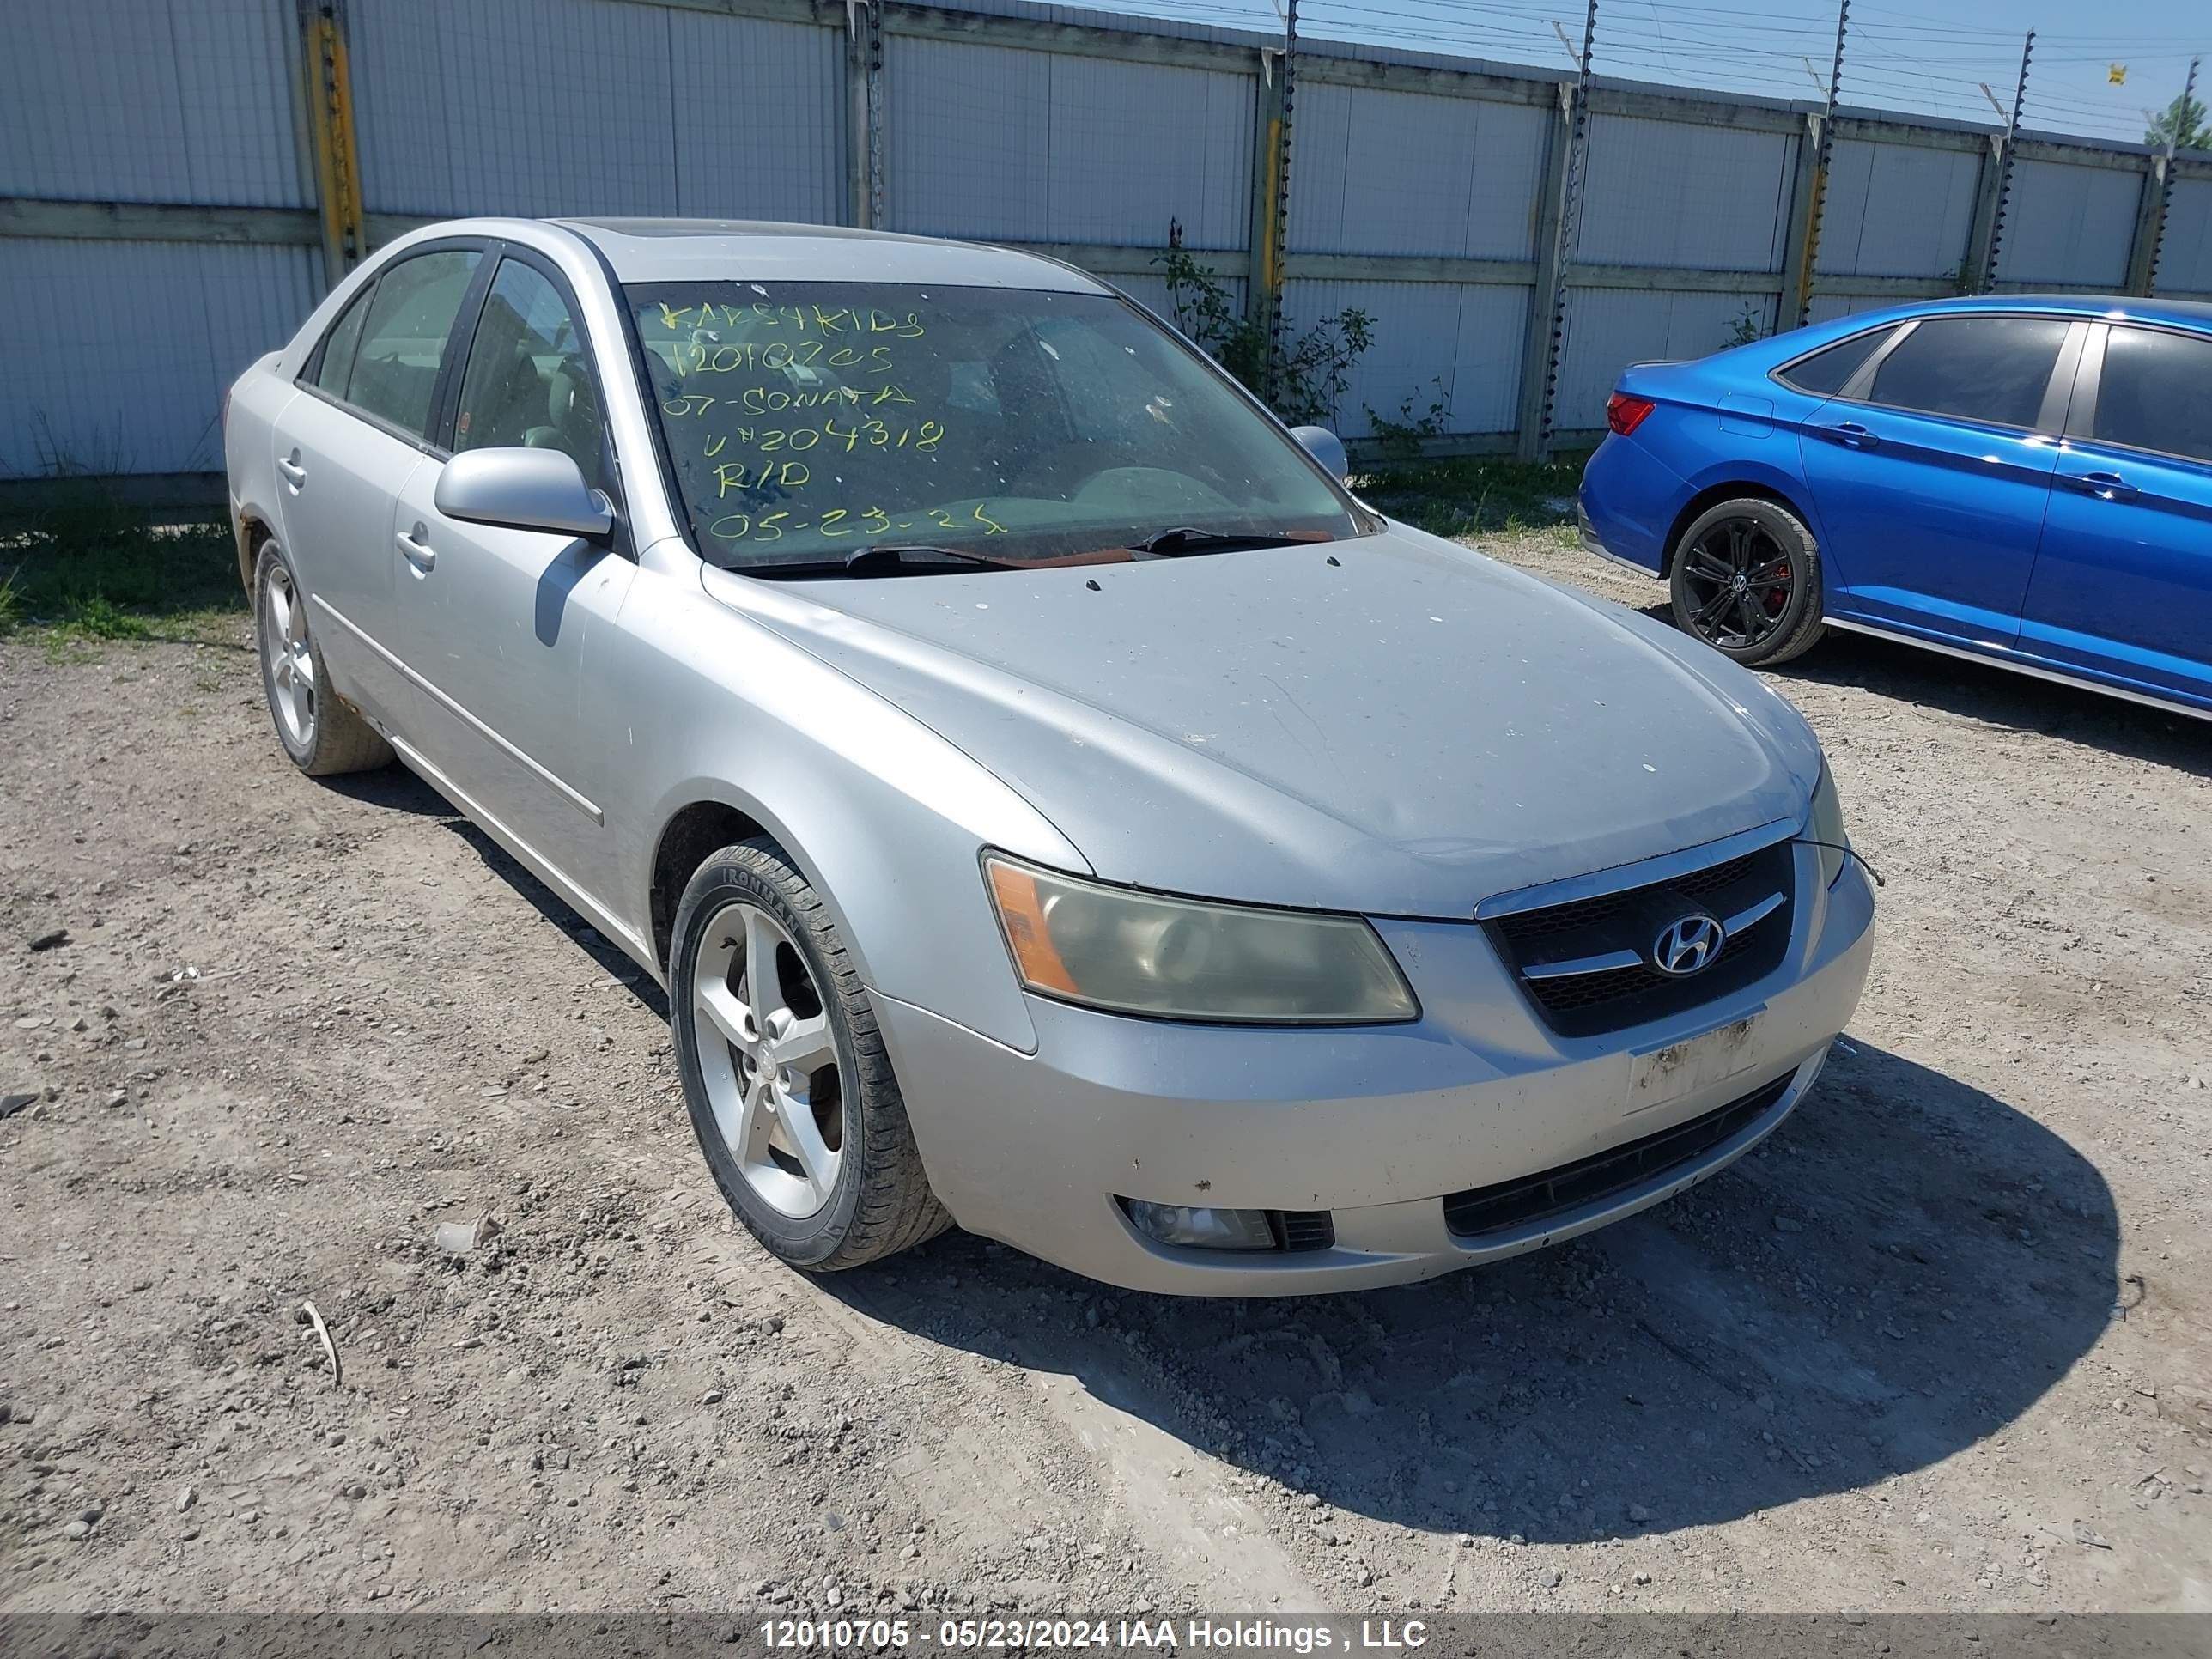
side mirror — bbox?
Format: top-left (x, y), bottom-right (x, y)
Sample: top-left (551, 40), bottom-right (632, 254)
top-left (1291, 424), bottom-right (1348, 483)
top-left (434, 447), bottom-right (614, 541)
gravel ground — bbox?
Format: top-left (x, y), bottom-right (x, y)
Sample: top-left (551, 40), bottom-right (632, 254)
top-left (2, 532), bottom-right (2207, 1616)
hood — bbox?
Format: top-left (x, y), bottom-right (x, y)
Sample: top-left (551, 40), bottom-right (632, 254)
top-left (702, 526), bottom-right (1823, 919)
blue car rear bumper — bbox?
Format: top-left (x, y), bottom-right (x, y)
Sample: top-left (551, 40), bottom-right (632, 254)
top-left (1578, 433), bottom-right (1688, 575)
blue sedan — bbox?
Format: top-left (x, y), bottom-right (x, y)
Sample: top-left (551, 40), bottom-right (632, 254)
top-left (1577, 294), bottom-right (2212, 721)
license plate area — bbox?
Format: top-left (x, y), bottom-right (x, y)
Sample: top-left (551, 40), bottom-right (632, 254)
top-left (1626, 1008), bottom-right (1765, 1115)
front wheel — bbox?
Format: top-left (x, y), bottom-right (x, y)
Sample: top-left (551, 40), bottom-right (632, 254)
top-left (1668, 498), bottom-right (1826, 666)
top-left (670, 838), bottom-right (950, 1271)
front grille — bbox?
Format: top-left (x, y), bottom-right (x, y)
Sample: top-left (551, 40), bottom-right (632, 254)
top-left (1272, 1209), bottom-right (1336, 1252)
top-left (1487, 838), bottom-right (1796, 1038)
top-left (1442, 1071), bottom-right (1794, 1239)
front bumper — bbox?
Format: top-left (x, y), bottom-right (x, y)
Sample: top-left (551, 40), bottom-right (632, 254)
top-left (875, 852), bottom-right (1876, 1295)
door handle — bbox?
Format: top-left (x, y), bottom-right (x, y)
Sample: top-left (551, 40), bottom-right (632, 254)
top-left (1820, 422), bottom-right (1878, 449)
top-left (276, 453), bottom-right (307, 489)
top-left (396, 526), bottom-right (435, 573)
top-left (2060, 470), bottom-right (2136, 502)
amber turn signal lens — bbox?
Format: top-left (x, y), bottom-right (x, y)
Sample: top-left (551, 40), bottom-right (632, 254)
top-left (985, 858), bottom-right (1079, 994)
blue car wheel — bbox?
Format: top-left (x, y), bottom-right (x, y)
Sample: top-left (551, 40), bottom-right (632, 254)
top-left (1668, 497), bottom-right (1827, 667)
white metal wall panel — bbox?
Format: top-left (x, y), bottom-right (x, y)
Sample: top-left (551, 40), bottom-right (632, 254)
top-left (352, 0), bottom-right (680, 218)
top-left (1043, 57), bottom-right (1253, 247)
top-left (886, 39), bottom-right (1052, 242)
top-left (668, 12), bottom-right (848, 223)
top-left (1291, 84), bottom-right (1547, 260)
top-left (2155, 175), bottom-right (2212, 297)
top-left (0, 240), bottom-right (321, 478)
top-left (1577, 115), bottom-right (1795, 272)
top-left (1556, 288), bottom-right (1777, 429)
top-left (1816, 139), bottom-right (1981, 278)
top-left (1996, 159), bottom-right (2142, 289)
top-left (0, 0), bottom-right (305, 207)
top-left (886, 39), bottom-right (1251, 248)
top-left (1283, 279), bottom-right (1530, 437)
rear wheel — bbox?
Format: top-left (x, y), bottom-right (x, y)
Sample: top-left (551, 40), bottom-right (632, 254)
top-left (254, 542), bottom-right (392, 775)
top-left (1668, 498), bottom-right (1826, 666)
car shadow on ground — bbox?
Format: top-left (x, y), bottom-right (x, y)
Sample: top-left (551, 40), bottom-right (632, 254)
top-left (323, 762), bottom-right (673, 1020)
top-left (1778, 630), bottom-right (2210, 777)
top-left (830, 1041), bottom-right (2119, 1545)
top-left (325, 755), bottom-right (2121, 1544)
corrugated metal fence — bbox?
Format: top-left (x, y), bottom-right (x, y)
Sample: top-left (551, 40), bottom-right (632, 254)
top-left (3, 0), bottom-right (2209, 497)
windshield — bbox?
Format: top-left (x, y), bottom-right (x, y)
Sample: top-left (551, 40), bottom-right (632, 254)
top-left (625, 281), bottom-right (1366, 570)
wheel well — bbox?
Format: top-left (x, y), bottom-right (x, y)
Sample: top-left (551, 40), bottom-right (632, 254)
top-left (237, 514), bottom-right (273, 593)
top-left (650, 801), bottom-right (769, 972)
top-left (1659, 483), bottom-right (1802, 578)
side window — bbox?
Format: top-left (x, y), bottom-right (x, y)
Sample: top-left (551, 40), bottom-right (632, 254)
top-left (1865, 315), bottom-right (2070, 429)
top-left (345, 248), bottom-right (484, 440)
top-left (2093, 326), bottom-right (2212, 466)
top-left (312, 284), bottom-right (374, 397)
top-left (1776, 325), bottom-right (1896, 395)
top-left (453, 258), bottom-right (605, 490)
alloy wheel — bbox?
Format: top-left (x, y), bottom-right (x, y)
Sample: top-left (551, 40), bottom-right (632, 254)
top-left (262, 562), bottom-right (317, 748)
top-left (1680, 517), bottom-right (1795, 650)
top-left (691, 900), bottom-right (843, 1219)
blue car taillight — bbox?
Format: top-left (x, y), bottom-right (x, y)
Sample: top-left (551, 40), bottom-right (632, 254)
top-left (1607, 392), bottom-right (1656, 435)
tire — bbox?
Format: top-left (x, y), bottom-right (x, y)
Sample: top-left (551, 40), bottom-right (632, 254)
top-left (1668, 497), bottom-right (1826, 667)
top-left (670, 837), bottom-right (951, 1271)
top-left (253, 542), bottom-right (393, 776)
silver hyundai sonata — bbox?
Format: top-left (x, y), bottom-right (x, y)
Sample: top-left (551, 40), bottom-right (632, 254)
top-left (222, 217), bottom-right (1875, 1295)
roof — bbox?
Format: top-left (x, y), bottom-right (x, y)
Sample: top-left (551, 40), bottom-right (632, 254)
top-left (553, 217), bottom-right (1112, 294)
top-left (1868, 293), bottom-right (2212, 329)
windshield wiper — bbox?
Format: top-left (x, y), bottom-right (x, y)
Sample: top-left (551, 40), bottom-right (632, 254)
top-left (1131, 526), bottom-right (1316, 556)
top-left (742, 544), bottom-right (1023, 580)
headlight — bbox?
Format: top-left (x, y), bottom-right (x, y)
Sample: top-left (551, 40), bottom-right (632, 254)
top-left (1808, 762), bottom-right (1850, 889)
top-left (982, 854), bottom-right (1419, 1024)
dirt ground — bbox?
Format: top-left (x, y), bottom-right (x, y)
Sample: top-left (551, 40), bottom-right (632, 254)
top-left (2, 532), bottom-right (2208, 1618)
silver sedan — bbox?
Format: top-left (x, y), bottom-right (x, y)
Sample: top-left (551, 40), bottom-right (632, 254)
top-left (222, 217), bottom-right (1875, 1295)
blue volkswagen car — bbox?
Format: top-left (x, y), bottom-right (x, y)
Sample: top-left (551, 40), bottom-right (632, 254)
top-left (1577, 295), bottom-right (2212, 720)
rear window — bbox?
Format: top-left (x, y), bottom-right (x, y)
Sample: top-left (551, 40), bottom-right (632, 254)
top-left (1775, 325), bottom-right (1895, 395)
top-left (1864, 315), bottom-right (2070, 430)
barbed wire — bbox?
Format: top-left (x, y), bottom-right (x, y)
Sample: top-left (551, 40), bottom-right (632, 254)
top-left (1100, 0), bottom-right (2197, 148)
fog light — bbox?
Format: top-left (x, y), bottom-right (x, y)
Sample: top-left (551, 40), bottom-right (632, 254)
top-left (1122, 1199), bottom-right (1275, 1251)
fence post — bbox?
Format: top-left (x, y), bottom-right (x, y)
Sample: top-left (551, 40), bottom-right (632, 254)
top-left (2124, 157), bottom-right (2168, 295)
top-left (1777, 111), bottom-right (1824, 332)
top-left (1960, 131), bottom-right (2006, 293)
top-left (1785, 0), bottom-right (1849, 328)
top-left (850, 0), bottom-right (886, 229)
top-left (297, 0), bottom-right (365, 287)
top-left (1244, 46), bottom-right (1288, 358)
top-left (1514, 82), bottom-right (1574, 462)
top-left (2130, 53), bottom-right (2200, 295)
top-left (1969, 29), bottom-right (2033, 292)
top-left (1522, 0), bottom-right (1595, 463)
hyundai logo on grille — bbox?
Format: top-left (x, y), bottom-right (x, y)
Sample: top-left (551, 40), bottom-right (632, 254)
top-left (1651, 912), bottom-right (1724, 977)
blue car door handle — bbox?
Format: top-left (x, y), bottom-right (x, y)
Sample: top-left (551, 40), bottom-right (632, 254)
top-left (1819, 422), bottom-right (1878, 449)
top-left (2058, 470), bottom-right (2137, 502)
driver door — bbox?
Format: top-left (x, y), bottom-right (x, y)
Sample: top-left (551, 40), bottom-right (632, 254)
top-left (386, 248), bottom-right (635, 902)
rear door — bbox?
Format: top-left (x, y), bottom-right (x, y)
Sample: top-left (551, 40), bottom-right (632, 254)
top-left (2017, 321), bottom-right (2212, 710)
top-left (1795, 313), bottom-right (2081, 648)
top-left (386, 246), bottom-right (635, 898)
top-left (271, 243), bottom-right (488, 726)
